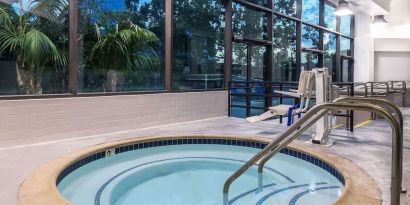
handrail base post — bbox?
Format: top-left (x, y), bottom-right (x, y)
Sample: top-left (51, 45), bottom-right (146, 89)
top-left (257, 172), bottom-right (263, 193)
top-left (223, 193), bottom-right (229, 205)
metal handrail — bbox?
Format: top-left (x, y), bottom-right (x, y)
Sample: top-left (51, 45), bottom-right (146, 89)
top-left (337, 80), bottom-right (407, 97)
top-left (388, 81), bottom-right (407, 93)
top-left (334, 96), bottom-right (406, 193)
top-left (222, 102), bottom-right (402, 205)
top-left (366, 81), bottom-right (390, 97)
top-left (258, 96), bottom-right (405, 192)
top-left (334, 97), bottom-right (403, 134)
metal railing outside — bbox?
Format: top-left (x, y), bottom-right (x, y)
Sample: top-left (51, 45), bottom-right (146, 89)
top-left (222, 101), bottom-right (403, 205)
top-left (228, 81), bottom-right (299, 123)
top-left (229, 80), bottom-right (407, 130)
top-left (344, 80), bottom-right (407, 97)
top-left (332, 82), bottom-right (358, 131)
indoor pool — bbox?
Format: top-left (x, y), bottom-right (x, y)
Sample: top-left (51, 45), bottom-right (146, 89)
top-left (57, 139), bottom-right (344, 205)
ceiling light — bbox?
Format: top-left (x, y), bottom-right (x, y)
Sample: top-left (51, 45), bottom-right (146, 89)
top-left (372, 15), bottom-right (388, 24)
top-left (334, 0), bottom-right (353, 16)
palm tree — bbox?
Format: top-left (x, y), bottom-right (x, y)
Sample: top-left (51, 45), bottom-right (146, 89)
top-left (0, 0), bottom-right (67, 94)
top-left (89, 20), bottom-right (160, 91)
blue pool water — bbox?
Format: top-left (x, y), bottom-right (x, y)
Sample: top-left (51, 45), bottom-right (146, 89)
top-left (58, 144), bottom-right (343, 205)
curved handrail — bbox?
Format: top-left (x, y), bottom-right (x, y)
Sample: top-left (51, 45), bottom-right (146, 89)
top-left (334, 96), bottom-right (403, 134)
top-left (222, 102), bottom-right (402, 205)
top-left (257, 98), bottom-right (403, 176)
top-left (258, 96), bottom-right (404, 192)
top-left (333, 96), bottom-right (406, 193)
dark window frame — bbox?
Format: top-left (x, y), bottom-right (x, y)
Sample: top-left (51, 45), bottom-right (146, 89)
top-left (0, 0), bottom-right (354, 100)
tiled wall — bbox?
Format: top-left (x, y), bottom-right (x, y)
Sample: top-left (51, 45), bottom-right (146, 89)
top-left (0, 91), bottom-right (228, 144)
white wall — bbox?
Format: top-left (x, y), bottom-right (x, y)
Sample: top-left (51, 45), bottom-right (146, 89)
top-left (371, 0), bottom-right (410, 39)
top-left (371, 0), bottom-right (410, 82)
top-left (353, 0), bottom-right (410, 82)
top-left (374, 51), bottom-right (410, 81)
top-left (354, 10), bottom-right (375, 82)
top-left (0, 91), bottom-right (228, 147)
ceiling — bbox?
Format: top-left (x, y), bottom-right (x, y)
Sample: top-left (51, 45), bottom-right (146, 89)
top-left (349, 0), bottom-right (390, 15)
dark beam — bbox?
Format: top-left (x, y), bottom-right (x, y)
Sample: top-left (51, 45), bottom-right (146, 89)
top-left (69, 0), bottom-right (78, 94)
top-left (165, 0), bottom-right (173, 91)
top-left (296, 0), bottom-right (302, 79)
top-left (233, 0), bottom-right (272, 13)
top-left (225, 0), bottom-right (233, 89)
top-left (335, 15), bottom-right (341, 82)
top-left (318, 0), bottom-right (325, 68)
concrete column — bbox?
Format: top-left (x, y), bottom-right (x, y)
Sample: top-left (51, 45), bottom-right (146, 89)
top-left (354, 10), bottom-right (375, 82)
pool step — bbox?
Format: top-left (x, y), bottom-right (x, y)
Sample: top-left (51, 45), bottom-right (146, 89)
top-left (231, 182), bottom-right (340, 205)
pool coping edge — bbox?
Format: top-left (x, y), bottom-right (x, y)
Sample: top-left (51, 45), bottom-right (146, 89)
top-left (17, 134), bottom-right (382, 205)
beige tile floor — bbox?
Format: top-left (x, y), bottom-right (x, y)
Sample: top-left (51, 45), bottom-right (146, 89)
top-left (0, 110), bottom-right (409, 205)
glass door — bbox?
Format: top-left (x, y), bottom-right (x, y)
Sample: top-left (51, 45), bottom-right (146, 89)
top-left (230, 42), bottom-right (268, 117)
top-left (231, 43), bottom-right (268, 82)
top-left (301, 52), bottom-right (320, 71)
top-left (232, 42), bottom-right (248, 82)
top-left (340, 58), bottom-right (353, 82)
top-left (249, 45), bottom-right (268, 116)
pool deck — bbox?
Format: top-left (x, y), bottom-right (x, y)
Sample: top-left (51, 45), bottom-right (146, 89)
top-left (1, 109), bottom-right (409, 205)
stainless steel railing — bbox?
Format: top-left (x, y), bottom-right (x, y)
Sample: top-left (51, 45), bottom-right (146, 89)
top-left (257, 97), bottom-right (405, 192)
top-left (338, 80), bottom-right (407, 97)
top-left (222, 102), bottom-right (402, 205)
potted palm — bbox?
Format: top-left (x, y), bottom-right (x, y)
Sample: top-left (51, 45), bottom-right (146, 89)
top-left (0, 0), bottom-right (68, 94)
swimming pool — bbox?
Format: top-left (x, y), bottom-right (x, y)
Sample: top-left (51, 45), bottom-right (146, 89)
top-left (57, 138), bottom-right (344, 205)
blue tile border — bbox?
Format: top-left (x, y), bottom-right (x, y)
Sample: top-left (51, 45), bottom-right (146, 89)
top-left (56, 151), bottom-right (106, 185)
top-left (56, 138), bottom-right (345, 187)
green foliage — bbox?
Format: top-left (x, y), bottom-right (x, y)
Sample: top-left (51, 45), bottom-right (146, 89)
top-left (89, 22), bottom-right (160, 71)
top-left (78, 0), bottom-right (161, 72)
top-left (22, 29), bottom-right (67, 68)
top-left (29, 0), bottom-right (69, 22)
top-left (0, 1), bottom-right (68, 93)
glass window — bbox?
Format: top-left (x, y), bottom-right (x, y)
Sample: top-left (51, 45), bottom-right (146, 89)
top-left (341, 16), bottom-right (352, 37)
top-left (251, 96), bottom-right (265, 108)
top-left (247, 0), bottom-right (269, 7)
top-left (232, 43), bottom-right (247, 81)
top-left (273, 16), bottom-right (297, 82)
top-left (251, 46), bottom-right (267, 81)
top-left (274, 0), bottom-right (297, 17)
top-left (77, 0), bottom-right (165, 93)
top-left (302, 0), bottom-right (319, 25)
top-left (172, 0), bottom-right (225, 90)
top-left (341, 37), bottom-right (352, 56)
top-left (302, 25), bottom-right (320, 49)
top-left (250, 108), bottom-right (266, 116)
top-left (231, 95), bottom-right (246, 106)
top-left (324, 33), bottom-right (336, 79)
top-left (233, 3), bottom-right (268, 40)
top-left (301, 52), bottom-right (319, 70)
top-left (231, 107), bottom-right (247, 118)
top-left (341, 58), bottom-right (352, 82)
top-left (0, 1), bottom-right (69, 95)
top-left (324, 4), bottom-right (336, 31)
